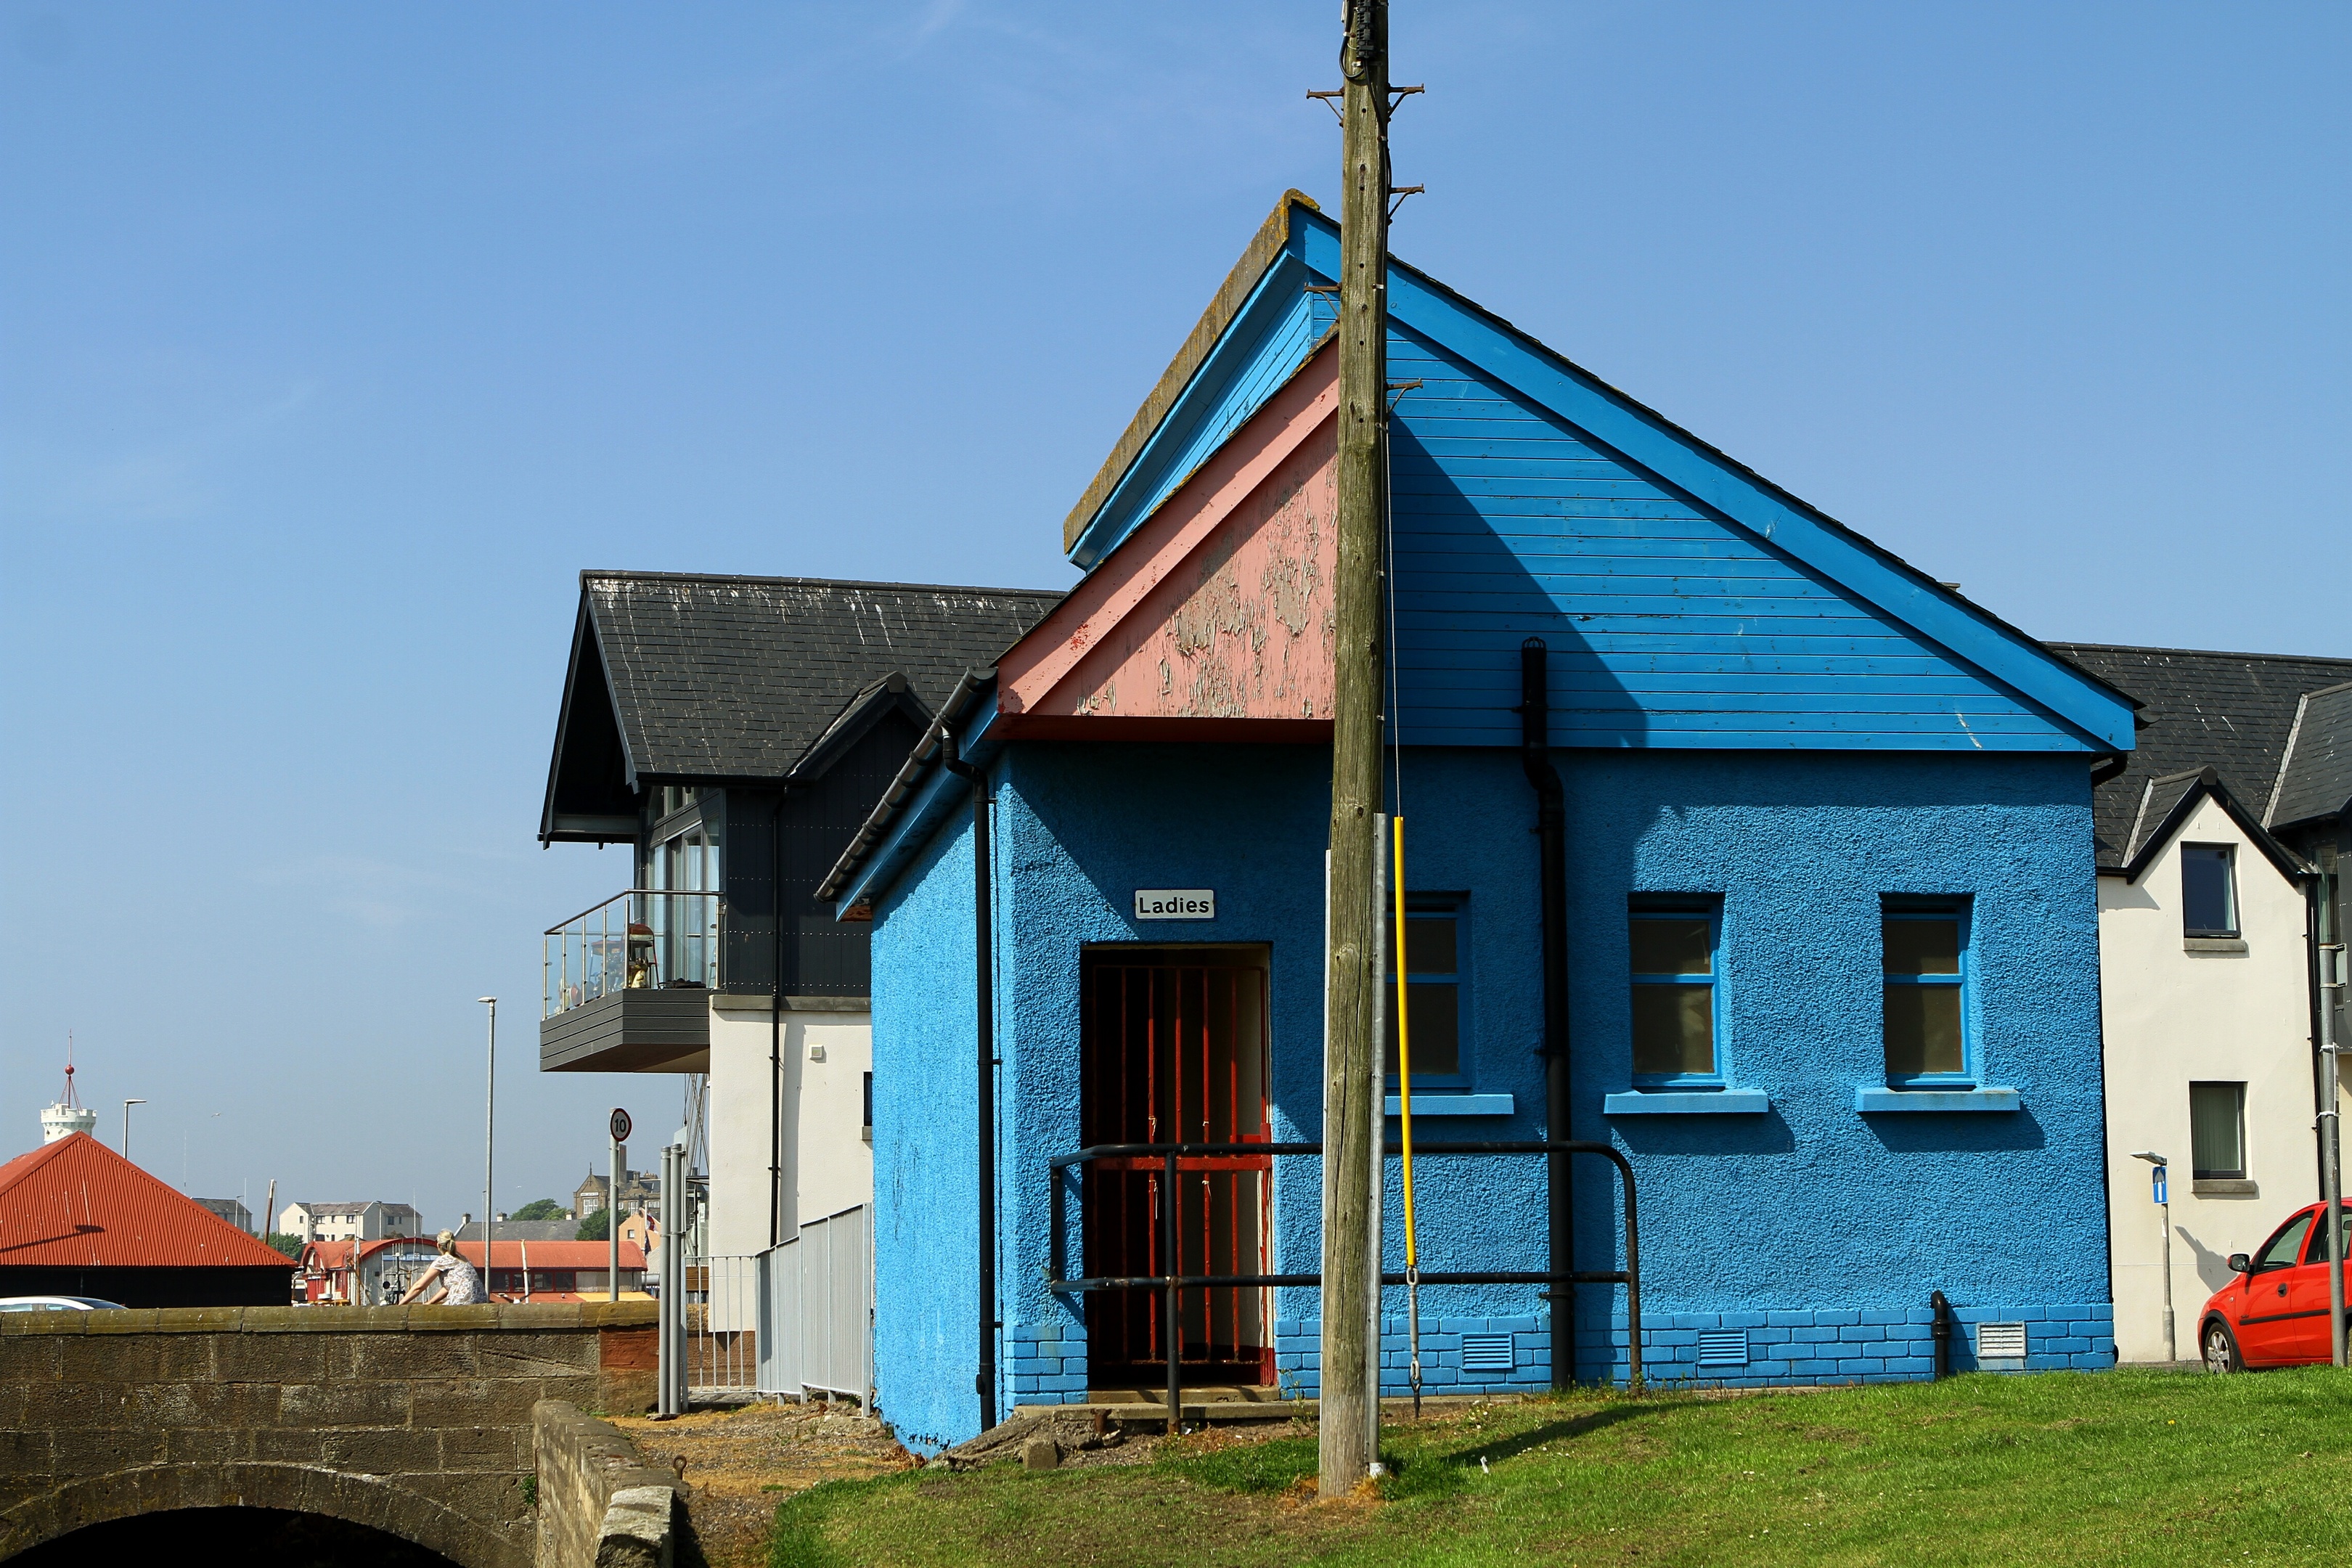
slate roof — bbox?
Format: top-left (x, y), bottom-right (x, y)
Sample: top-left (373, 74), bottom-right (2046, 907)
top-left (0, 1134), bottom-right (296, 1271)
top-left (575, 572), bottom-right (1065, 785)
top-left (2048, 643), bottom-right (2352, 865)
top-left (2269, 682), bottom-right (2352, 830)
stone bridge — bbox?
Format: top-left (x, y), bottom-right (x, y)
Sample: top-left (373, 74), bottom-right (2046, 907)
top-left (0, 1301), bottom-right (659, 1567)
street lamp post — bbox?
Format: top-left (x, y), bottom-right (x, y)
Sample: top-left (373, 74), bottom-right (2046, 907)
top-left (122, 1099), bottom-right (147, 1161)
top-left (2131, 1151), bottom-right (2175, 1364)
top-left (480, 997), bottom-right (497, 1297)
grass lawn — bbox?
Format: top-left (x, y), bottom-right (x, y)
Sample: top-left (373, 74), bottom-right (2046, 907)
top-left (767, 1368), bottom-right (2352, 1567)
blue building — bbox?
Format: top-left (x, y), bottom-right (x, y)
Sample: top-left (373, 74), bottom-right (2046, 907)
top-left (821, 193), bottom-right (2136, 1452)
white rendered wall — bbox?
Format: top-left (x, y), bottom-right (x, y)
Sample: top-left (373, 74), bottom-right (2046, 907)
top-left (2099, 795), bottom-right (2327, 1363)
top-left (706, 998), bottom-right (874, 1257)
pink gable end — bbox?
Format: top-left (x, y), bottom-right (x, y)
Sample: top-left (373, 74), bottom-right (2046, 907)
top-left (997, 340), bottom-right (1339, 740)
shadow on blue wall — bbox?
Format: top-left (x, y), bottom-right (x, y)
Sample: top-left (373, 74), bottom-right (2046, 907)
top-left (1609, 1107), bottom-right (1799, 1157)
top-left (1860, 1106), bottom-right (2050, 1155)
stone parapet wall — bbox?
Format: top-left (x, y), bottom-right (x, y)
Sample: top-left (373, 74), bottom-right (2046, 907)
top-left (531, 1401), bottom-right (679, 1568)
top-left (0, 1302), bottom-right (658, 1568)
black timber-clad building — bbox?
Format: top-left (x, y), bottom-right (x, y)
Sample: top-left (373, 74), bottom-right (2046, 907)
top-left (539, 571), bottom-right (1062, 1072)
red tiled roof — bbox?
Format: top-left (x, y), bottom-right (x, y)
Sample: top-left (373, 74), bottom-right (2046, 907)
top-left (301, 1236), bottom-right (646, 1271)
top-left (0, 1133), bottom-right (295, 1270)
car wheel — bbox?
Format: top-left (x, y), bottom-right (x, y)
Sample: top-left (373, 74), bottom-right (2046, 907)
top-left (2201, 1319), bottom-right (2243, 1374)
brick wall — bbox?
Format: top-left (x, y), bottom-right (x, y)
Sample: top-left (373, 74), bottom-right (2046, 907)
top-left (1006, 1302), bottom-right (2116, 1405)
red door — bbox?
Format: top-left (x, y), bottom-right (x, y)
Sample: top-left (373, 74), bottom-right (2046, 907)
top-left (1081, 947), bottom-right (1273, 1390)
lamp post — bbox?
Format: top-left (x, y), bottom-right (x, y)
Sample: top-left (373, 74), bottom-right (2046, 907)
top-left (2131, 1151), bottom-right (2174, 1364)
top-left (122, 1099), bottom-right (147, 1161)
top-left (480, 997), bottom-right (497, 1296)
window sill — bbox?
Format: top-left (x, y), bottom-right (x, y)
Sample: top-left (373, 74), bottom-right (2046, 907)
top-left (2184, 937), bottom-right (2248, 955)
top-left (1603, 1090), bottom-right (1770, 1115)
top-left (1855, 1086), bottom-right (2018, 1113)
top-left (1385, 1093), bottom-right (1514, 1117)
top-left (2192, 1177), bottom-right (2258, 1196)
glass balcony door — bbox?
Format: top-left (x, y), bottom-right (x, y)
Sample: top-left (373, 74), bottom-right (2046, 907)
top-left (647, 827), bottom-right (719, 992)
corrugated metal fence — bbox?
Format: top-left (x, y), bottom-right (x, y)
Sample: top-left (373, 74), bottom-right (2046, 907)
top-left (755, 1204), bottom-right (874, 1404)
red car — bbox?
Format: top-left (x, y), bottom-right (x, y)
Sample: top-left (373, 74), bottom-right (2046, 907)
top-left (2200, 1201), bottom-right (2352, 1371)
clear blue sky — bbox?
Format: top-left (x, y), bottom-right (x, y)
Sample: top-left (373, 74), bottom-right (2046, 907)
top-left (4, 3), bottom-right (2343, 1231)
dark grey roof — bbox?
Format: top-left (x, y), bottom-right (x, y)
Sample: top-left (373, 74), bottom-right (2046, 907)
top-left (579, 572), bottom-right (1064, 785)
top-left (2049, 643), bottom-right (2352, 865)
top-left (2269, 682), bottom-right (2352, 830)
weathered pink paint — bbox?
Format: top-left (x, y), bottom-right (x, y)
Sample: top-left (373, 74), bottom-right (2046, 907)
top-left (997, 343), bottom-right (1339, 740)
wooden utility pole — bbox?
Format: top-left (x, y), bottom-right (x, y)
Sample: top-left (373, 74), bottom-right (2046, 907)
top-left (1318, 0), bottom-right (1390, 1500)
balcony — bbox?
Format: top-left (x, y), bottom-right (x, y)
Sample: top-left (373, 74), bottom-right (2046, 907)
top-left (541, 890), bottom-right (719, 1073)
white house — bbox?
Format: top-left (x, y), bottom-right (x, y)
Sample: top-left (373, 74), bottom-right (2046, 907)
top-left (277, 1199), bottom-right (424, 1243)
top-left (534, 573), bottom-right (1059, 1265)
top-left (2058, 644), bottom-right (2352, 1364)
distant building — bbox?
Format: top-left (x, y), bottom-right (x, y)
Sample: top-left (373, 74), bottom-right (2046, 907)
top-left (298, 1236), bottom-right (648, 1305)
top-left (38, 1052), bottom-right (95, 1143)
top-left (278, 1199), bottom-right (424, 1243)
top-left (452, 1220), bottom-right (578, 1243)
top-left (2054, 644), bottom-right (2351, 1365)
top-left (193, 1197), bottom-right (254, 1234)
top-left (572, 1165), bottom-right (658, 1219)
top-left (0, 1133), bottom-right (295, 1307)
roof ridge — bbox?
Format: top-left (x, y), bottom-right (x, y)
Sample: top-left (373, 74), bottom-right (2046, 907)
top-left (2263, 692), bottom-right (2311, 828)
top-left (581, 569), bottom-right (1066, 599)
top-left (2049, 640), bottom-right (2352, 666)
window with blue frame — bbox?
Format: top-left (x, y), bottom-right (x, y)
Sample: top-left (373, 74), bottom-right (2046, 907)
top-left (1882, 899), bottom-right (1971, 1084)
top-left (1629, 898), bottom-right (1721, 1085)
top-left (1384, 899), bottom-right (1463, 1081)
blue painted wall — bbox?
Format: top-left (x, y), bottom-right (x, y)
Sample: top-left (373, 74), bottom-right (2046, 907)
top-left (869, 739), bottom-right (2114, 1447)
top-left (868, 808), bottom-right (986, 1455)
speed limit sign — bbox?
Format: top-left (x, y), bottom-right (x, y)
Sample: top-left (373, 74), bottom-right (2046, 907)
top-left (609, 1108), bottom-right (632, 1143)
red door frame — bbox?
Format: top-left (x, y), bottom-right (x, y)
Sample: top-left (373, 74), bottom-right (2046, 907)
top-left (1080, 946), bottom-right (1274, 1389)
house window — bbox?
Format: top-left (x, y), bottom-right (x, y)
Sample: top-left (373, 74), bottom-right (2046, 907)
top-left (1629, 899), bottom-right (1720, 1082)
top-left (1882, 901), bottom-right (1969, 1083)
top-left (2181, 844), bottom-right (2238, 938)
top-left (862, 1071), bottom-right (874, 1132)
top-left (1384, 902), bottom-right (1462, 1079)
top-left (2189, 1082), bottom-right (2247, 1180)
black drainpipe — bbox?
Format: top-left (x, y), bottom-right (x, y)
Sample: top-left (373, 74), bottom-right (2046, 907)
top-left (770, 789), bottom-right (788, 1251)
top-left (1930, 1290), bottom-right (1952, 1379)
top-left (1519, 638), bottom-right (1575, 1388)
top-left (942, 728), bottom-right (997, 1431)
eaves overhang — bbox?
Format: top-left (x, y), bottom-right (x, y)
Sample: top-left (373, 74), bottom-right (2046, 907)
top-left (2112, 766), bottom-right (2313, 885)
top-left (819, 671), bottom-right (1001, 917)
top-left (1063, 190), bottom-right (1323, 558)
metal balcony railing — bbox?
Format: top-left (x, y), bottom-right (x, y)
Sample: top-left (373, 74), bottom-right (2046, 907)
top-left (544, 889), bottom-right (721, 1018)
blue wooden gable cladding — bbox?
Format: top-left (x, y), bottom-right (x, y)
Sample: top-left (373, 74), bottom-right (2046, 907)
top-left (1065, 205), bottom-right (2133, 755)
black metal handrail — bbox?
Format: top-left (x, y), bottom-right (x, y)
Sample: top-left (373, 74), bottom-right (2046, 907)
top-left (1045, 1138), bottom-right (1641, 1426)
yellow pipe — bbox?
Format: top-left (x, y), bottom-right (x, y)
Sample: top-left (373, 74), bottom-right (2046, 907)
top-left (1394, 818), bottom-right (1417, 1268)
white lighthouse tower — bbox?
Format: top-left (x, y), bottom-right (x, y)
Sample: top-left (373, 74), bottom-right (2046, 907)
top-left (41, 1040), bottom-right (97, 1144)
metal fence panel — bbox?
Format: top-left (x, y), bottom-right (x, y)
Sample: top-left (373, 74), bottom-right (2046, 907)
top-left (754, 1205), bottom-right (873, 1405)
